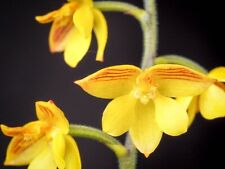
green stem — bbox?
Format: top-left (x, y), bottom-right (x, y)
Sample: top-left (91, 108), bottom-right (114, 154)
top-left (141, 0), bottom-right (158, 69)
top-left (118, 134), bottom-right (137, 169)
top-left (94, 1), bottom-right (145, 21)
top-left (69, 125), bottom-right (127, 158)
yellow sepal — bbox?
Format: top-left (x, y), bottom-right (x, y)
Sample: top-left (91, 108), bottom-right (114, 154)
top-left (145, 64), bottom-right (215, 97)
top-left (35, 10), bottom-right (58, 24)
top-left (93, 9), bottom-right (108, 62)
top-left (35, 101), bottom-right (69, 134)
top-left (75, 65), bottom-right (141, 99)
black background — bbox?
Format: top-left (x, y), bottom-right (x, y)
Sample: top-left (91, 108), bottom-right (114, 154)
top-left (0, 0), bottom-right (225, 169)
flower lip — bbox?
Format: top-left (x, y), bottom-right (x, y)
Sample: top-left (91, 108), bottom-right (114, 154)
top-left (132, 85), bottom-right (157, 105)
top-left (132, 72), bottom-right (158, 104)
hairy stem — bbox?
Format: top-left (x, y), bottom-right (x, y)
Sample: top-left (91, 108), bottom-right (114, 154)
top-left (94, 1), bottom-right (145, 21)
top-left (69, 125), bottom-right (127, 158)
top-left (141, 0), bottom-right (158, 69)
top-left (118, 134), bottom-right (137, 169)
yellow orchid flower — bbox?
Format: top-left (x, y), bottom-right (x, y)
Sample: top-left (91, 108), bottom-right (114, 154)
top-left (36, 0), bottom-right (108, 68)
top-left (184, 67), bottom-right (225, 124)
top-left (1, 100), bottom-right (81, 169)
top-left (75, 64), bottom-right (215, 157)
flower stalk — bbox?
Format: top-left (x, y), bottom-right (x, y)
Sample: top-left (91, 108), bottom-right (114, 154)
top-left (69, 125), bottom-right (127, 158)
top-left (94, 1), bottom-right (145, 20)
top-left (141, 0), bottom-right (158, 69)
top-left (118, 134), bottom-right (137, 169)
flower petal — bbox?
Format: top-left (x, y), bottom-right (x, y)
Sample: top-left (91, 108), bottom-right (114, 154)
top-left (75, 65), bottom-right (142, 99)
top-left (73, 4), bottom-right (94, 38)
top-left (155, 95), bottom-right (188, 136)
top-left (1, 125), bottom-right (24, 137)
top-left (64, 29), bottom-right (91, 68)
top-left (28, 148), bottom-right (56, 169)
top-left (35, 101), bottom-right (69, 134)
top-left (102, 95), bottom-right (136, 136)
top-left (35, 10), bottom-right (58, 24)
top-left (208, 66), bottom-right (225, 82)
top-left (3, 135), bottom-right (48, 165)
top-left (35, 2), bottom-right (78, 24)
top-left (64, 29), bottom-right (92, 67)
top-left (1, 121), bottom-right (46, 137)
top-left (129, 100), bottom-right (162, 157)
top-left (145, 64), bottom-right (215, 97)
top-left (49, 16), bottom-right (75, 52)
top-left (64, 135), bottom-right (81, 169)
top-left (199, 84), bottom-right (225, 119)
top-left (93, 9), bottom-right (108, 62)
top-left (52, 133), bottom-right (65, 169)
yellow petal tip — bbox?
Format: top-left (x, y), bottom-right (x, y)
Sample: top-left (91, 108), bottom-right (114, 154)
top-left (1, 124), bottom-right (6, 129)
top-left (35, 10), bottom-right (58, 24)
top-left (35, 15), bottom-right (50, 24)
top-left (144, 152), bottom-right (150, 158)
top-left (74, 79), bottom-right (88, 89)
top-left (35, 16), bottom-right (42, 22)
top-left (49, 46), bottom-right (57, 53)
top-left (0, 124), bottom-right (5, 128)
top-left (3, 159), bottom-right (16, 166)
top-left (96, 57), bottom-right (104, 62)
top-left (0, 124), bottom-right (10, 135)
top-left (95, 54), bottom-right (104, 62)
top-left (74, 80), bottom-right (82, 86)
top-left (67, 63), bottom-right (77, 68)
top-left (65, 60), bottom-right (78, 68)
top-left (4, 161), bottom-right (11, 166)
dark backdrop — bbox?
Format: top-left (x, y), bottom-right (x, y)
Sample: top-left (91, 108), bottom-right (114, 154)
top-left (0, 0), bottom-right (224, 169)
